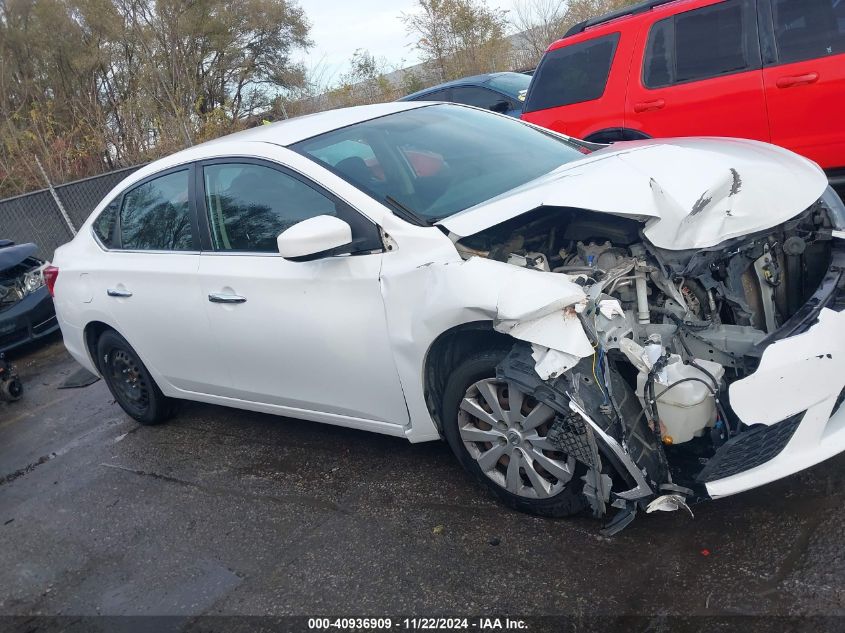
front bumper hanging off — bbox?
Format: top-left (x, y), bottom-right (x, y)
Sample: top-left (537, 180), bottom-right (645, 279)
top-left (704, 237), bottom-right (845, 499)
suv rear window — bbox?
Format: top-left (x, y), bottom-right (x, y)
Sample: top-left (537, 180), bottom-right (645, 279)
top-left (644, 0), bottom-right (759, 88)
top-left (523, 33), bottom-right (620, 112)
top-left (771, 0), bottom-right (845, 64)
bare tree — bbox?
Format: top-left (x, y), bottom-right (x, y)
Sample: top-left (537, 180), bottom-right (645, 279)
top-left (510, 0), bottom-right (640, 68)
top-left (402, 0), bottom-right (511, 82)
top-left (511, 0), bottom-right (570, 65)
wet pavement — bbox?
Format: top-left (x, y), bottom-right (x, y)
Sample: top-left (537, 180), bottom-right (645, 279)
top-left (1, 339), bottom-right (844, 621)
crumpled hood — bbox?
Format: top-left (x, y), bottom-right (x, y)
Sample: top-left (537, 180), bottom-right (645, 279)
top-left (437, 137), bottom-right (828, 250)
top-left (0, 241), bottom-right (38, 271)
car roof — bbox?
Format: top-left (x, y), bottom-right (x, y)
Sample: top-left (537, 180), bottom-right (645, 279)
top-left (199, 101), bottom-right (427, 149)
top-left (550, 0), bottom-right (703, 49)
top-left (399, 72), bottom-right (523, 101)
top-left (95, 102), bottom-right (432, 200)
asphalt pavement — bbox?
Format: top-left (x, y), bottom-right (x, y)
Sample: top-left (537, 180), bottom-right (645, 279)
top-left (1, 338), bottom-right (843, 627)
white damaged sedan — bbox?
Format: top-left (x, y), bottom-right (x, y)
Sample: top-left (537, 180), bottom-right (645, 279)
top-left (49, 103), bottom-right (845, 533)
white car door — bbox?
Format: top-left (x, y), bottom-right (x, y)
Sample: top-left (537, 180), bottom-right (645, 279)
top-left (195, 158), bottom-right (409, 429)
top-left (99, 166), bottom-right (223, 394)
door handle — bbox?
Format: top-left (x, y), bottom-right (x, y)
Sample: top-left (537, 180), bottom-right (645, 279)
top-left (633, 99), bottom-right (665, 113)
top-left (776, 72), bottom-right (819, 89)
top-left (107, 288), bottom-right (132, 298)
top-left (208, 293), bottom-right (247, 304)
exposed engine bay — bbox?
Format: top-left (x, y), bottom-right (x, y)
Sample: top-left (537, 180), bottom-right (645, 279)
top-left (453, 196), bottom-right (843, 534)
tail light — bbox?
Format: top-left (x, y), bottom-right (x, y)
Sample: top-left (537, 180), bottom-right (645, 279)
top-left (44, 265), bottom-right (59, 297)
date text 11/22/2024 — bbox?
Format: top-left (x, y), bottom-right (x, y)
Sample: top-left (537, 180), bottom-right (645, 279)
top-left (307, 618), bottom-right (528, 630)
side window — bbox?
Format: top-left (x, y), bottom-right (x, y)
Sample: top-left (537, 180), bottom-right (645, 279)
top-left (771, 0), bottom-right (845, 64)
top-left (93, 198), bottom-right (119, 248)
top-left (120, 170), bottom-right (193, 251)
top-left (643, 20), bottom-right (673, 88)
top-left (450, 86), bottom-right (509, 110)
top-left (523, 33), bottom-right (620, 112)
top-left (203, 163), bottom-right (346, 253)
top-left (413, 88), bottom-right (452, 101)
top-left (643, 0), bottom-right (759, 88)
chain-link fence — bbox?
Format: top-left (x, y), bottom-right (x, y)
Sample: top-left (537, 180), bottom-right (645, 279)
top-left (0, 164), bottom-right (145, 259)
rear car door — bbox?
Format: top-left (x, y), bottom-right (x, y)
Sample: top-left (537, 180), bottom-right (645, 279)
top-left (760, 0), bottom-right (845, 171)
top-left (195, 158), bottom-right (410, 427)
top-left (99, 166), bottom-right (222, 394)
top-left (626, 0), bottom-right (770, 141)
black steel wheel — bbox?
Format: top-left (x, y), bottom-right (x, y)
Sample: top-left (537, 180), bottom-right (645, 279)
top-left (97, 329), bottom-right (175, 425)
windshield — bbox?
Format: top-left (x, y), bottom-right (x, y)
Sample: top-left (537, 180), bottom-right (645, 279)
top-left (291, 104), bottom-right (585, 223)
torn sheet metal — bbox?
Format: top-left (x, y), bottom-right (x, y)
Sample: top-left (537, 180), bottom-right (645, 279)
top-left (495, 269), bottom-right (586, 321)
top-left (646, 494), bottom-right (694, 517)
top-left (531, 344), bottom-right (581, 381)
top-left (495, 309), bottom-right (593, 357)
top-left (730, 308), bottom-right (845, 425)
top-left (493, 266), bottom-right (593, 370)
top-left (597, 298), bottom-right (625, 320)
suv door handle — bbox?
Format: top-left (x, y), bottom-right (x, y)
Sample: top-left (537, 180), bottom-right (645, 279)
top-left (208, 293), bottom-right (247, 304)
top-left (633, 99), bottom-right (665, 113)
top-left (776, 72), bottom-right (819, 89)
top-left (107, 288), bottom-right (132, 298)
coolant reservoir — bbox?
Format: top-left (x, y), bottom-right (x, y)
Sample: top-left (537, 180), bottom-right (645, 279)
top-left (635, 355), bottom-right (725, 444)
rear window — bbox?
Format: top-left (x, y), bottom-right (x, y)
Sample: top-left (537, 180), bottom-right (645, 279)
top-left (643, 0), bottom-right (759, 88)
top-left (93, 199), bottom-right (119, 248)
top-left (771, 0), bottom-right (845, 64)
top-left (485, 73), bottom-right (532, 99)
top-left (523, 33), bottom-right (620, 112)
top-left (450, 86), bottom-right (509, 110)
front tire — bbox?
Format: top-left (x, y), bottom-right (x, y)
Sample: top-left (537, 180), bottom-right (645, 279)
top-left (97, 330), bottom-right (175, 425)
top-left (441, 349), bottom-right (587, 517)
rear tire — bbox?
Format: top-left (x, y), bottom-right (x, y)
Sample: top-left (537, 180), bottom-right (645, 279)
top-left (441, 348), bottom-right (587, 517)
top-left (97, 330), bottom-right (176, 425)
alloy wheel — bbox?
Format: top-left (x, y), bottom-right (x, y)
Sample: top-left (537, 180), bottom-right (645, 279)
top-left (458, 378), bottom-right (574, 499)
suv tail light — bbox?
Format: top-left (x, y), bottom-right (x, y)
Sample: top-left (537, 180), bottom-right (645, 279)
top-left (44, 265), bottom-right (59, 297)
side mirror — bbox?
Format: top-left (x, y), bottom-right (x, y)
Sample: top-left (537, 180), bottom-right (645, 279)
top-left (277, 215), bottom-right (352, 260)
top-left (490, 100), bottom-right (510, 114)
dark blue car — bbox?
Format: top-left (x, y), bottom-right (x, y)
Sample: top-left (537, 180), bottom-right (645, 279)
top-left (398, 72), bottom-right (531, 117)
top-left (0, 240), bottom-right (59, 353)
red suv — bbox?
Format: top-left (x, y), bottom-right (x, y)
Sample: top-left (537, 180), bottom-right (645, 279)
top-left (521, 0), bottom-right (845, 188)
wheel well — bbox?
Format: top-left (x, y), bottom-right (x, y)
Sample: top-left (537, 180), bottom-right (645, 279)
top-left (584, 128), bottom-right (651, 144)
top-left (423, 322), bottom-right (514, 433)
top-left (84, 321), bottom-right (114, 373)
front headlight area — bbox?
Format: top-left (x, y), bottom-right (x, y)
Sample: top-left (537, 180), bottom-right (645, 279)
top-left (822, 185), bottom-right (845, 230)
top-left (0, 261), bottom-right (48, 310)
top-left (22, 262), bottom-right (48, 294)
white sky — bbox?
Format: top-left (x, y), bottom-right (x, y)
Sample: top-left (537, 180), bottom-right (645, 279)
top-left (295, 0), bottom-right (521, 85)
